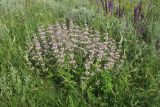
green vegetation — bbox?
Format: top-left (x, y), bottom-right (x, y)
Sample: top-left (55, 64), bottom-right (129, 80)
top-left (0, 0), bottom-right (160, 107)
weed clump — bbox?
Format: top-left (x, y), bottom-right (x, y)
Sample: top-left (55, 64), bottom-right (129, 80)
top-left (28, 21), bottom-right (123, 80)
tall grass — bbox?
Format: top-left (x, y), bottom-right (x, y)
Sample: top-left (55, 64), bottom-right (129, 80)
top-left (0, 0), bottom-right (160, 107)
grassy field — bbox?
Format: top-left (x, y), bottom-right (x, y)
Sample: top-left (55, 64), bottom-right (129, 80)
top-left (0, 0), bottom-right (160, 107)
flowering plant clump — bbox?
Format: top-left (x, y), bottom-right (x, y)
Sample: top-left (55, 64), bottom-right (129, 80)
top-left (95, 0), bottom-right (125, 17)
top-left (95, 0), bottom-right (151, 41)
top-left (28, 21), bottom-right (123, 79)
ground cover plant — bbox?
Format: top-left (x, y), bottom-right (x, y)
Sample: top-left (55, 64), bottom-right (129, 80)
top-left (0, 0), bottom-right (160, 107)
